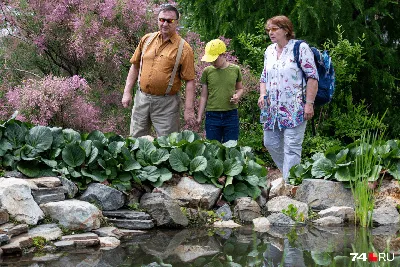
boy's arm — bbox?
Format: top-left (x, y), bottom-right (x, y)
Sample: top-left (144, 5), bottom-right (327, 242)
top-left (196, 84), bottom-right (208, 124)
top-left (230, 81), bottom-right (244, 104)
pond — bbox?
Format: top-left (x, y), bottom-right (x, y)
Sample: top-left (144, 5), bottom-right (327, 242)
top-left (1, 225), bottom-right (399, 267)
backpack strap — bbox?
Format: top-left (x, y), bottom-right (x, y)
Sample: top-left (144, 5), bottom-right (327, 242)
top-left (293, 40), bottom-right (307, 104)
top-left (138, 32), bottom-right (157, 88)
top-left (165, 37), bottom-right (185, 95)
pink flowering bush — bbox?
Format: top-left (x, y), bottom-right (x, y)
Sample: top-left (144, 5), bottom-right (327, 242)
top-left (6, 75), bottom-right (101, 132)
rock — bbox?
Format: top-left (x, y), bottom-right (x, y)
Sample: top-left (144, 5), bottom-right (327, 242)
top-left (212, 220), bottom-right (242, 228)
top-left (318, 206), bottom-right (355, 222)
top-left (40, 199), bottom-right (102, 231)
top-left (28, 224), bottom-right (63, 241)
top-left (32, 192), bottom-right (66, 204)
top-left (372, 206), bottom-right (400, 225)
top-left (26, 177), bottom-right (61, 188)
top-left (5, 224), bottom-right (29, 238)
top-left (59, 177), bottom-right (78, 199)
top-left (92, 227), bottom-right (123, 238)
top-left (266, 213), bottom-right (296, 226)
top-left (295, 179), bottom-right (354, 210)
top-left (80, 183), bottom-right (125, 211)
top-left (140, 193), bottom-right (188, 228)
top-left (233, 197), bottom-right (261, 223)
top-left (216, 204), bottom-right (232, 221)
top-left (313, 216), bottom-right (343, 226)
top-left (0, 209), bottom-right (9, 225)
top-left (0, 236), bottom-right (32, 255)
top-left (99, 236), bottom-right (120, 250)
top-left (0, 234), bottom-right (9, 246)
top-left (53, 240), bottom-right (75, 250)
top-left (156, 176), bottom-right (221, 209)
top-left (102, 210), bottom-right (151, 220)
top-left (253, 217), bottom-right (271, 232)
top-left (174, 238), bottom-right (220, 262)
top-left (0, 178), bottom-right (44, 224)
top-left (106, 219), bottom-right (154, 230)
top-left (3, 171), bottom-right (25, 178)
top-left (267, 196), bottom-right (309, 220)
top-left (61, 233), bottom-right (100, 248)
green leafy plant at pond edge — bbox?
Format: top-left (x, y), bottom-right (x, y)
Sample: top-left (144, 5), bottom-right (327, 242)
top-left (0, 116), bottom-right (268, 202)
top-left (32, 236), bottom-right (47, 250)
top-left (350, 130), bottom-right (383, 228)
top-left (282, 204), bottom-right (305, 223)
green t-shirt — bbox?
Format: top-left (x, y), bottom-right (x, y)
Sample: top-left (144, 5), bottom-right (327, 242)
top-left (200, 64), bottom-right (242, 111)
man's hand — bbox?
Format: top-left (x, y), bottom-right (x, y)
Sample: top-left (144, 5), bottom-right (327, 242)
top-left (184, 108), bottom-right (195, 124)
top-left (230, 93), bottom-right (240, 104)
top-left (122, 92), bottom-right (132, 108)
top-left (304, 103), bottom-right (314, 120)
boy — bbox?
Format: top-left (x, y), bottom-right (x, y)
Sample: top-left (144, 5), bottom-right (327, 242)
top-left (197, 39), bottom-right (244, 143)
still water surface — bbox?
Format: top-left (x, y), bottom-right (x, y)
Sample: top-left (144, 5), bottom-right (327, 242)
top-left (1, 225), bottom-right (400, 267)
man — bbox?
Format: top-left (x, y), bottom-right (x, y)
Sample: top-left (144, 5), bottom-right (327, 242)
top-left (121, 5), bottom-right (195, 137)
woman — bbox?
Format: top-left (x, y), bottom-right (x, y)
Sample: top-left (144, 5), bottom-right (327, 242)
top-left (258, 15), bottom-right (318, 183)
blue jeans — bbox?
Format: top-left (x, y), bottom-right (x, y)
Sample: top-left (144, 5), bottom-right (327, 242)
top-left (205, 109), bottom-right (239, 143)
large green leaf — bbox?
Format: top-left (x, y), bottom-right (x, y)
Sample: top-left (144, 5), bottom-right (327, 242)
top-left (336, 148), bottom-right (349, 164)
top-left (88, 146), bottom-right (99, 164)
top-left (190, 156), bottom-right (207, 173)
top-left (150, 148), bottom-right (170, 165)
top-left (203, 158), bottom-right (224, 178)
top-left (234, 182), bottom-right (249, 198)
top-left (388, 161), bottom-right (400, 180)
top-left (62, 143), bottom-right (86, 167)
top-left (247, 184), bottom-right (262, 199)
top-left (137, 138), bottom-right (156, 155)
top-left (81, 168), bottom-right (107, 182)
top-left (245, 160), bottom-right (266, 177)
top-left (156, 135), bottom-right (171, 148)
top-left (334, 166), bottom-right (351, 182)
top-left (152, 168), bottom-right (172, 187)
top-left (5, 122), bottom-right (26, 148)
top-left (87, 130), bottom-right (107, 144)
top-left (137, 166), bottom-right (160, 182)
top-left (367, 165), bottom-right (382, 182)
top-left (169, 148), bottom-right (190, 172)
top-left (50, 127), bottom-right (64, 148)
top-left (123, 157), bottom-right (141, 171)
top-left (194, 171), bottom-right (208, 183)
top-left (224, 184), bottom-right (235, 196)
top-left (222, 140), bottom-right (237, 148)
top-left (176, 130), bottom-right (197, 144)
top-left (25, 126), bottom-right (53, 153)
top-left (0, 139), bottom-right (13, 153)
top-left (223, 158), bottom-right (243, 176)
top-left (80, 140), bottom-right (92, 157)
top-left (63, 129), bottom-right (81, 144)
top-left (311, 157), bottom-right (335, 179)
top-left (185, 141), bottom-right (206, 159)
top-left (17, 160), bottom-right (41, 177)
top-left (203, 143), bottom-right (220, 160)
top-left (108, 141), bottom-right (125, 157)
top-left (245, 175), bottom-right (259, 187)
top-left (41, 158), bottom-right (57, 168)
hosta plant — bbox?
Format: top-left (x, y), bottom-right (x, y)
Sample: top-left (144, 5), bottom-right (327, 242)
top-left (0, 117), bottom-right (268, 202)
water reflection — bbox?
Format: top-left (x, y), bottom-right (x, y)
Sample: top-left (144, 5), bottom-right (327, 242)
top-left (1, 225), bottom-right (399, 266)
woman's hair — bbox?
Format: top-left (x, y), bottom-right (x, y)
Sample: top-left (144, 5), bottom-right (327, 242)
top-left (266, 15), bottom-right (295, 40)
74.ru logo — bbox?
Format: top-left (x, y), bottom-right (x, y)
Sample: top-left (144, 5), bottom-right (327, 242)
top-left (350, 252), bottom-right (395, 262)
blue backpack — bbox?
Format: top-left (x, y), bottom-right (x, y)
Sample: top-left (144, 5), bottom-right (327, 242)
top-left (293, 40), bottom-right (335, 106)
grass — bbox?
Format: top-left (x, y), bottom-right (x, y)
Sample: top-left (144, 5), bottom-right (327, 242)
top-left (350, 130), bottom-right (382, 227)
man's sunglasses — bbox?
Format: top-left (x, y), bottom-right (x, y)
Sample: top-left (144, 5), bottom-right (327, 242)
top-left (265, 27), bottom-right (281, 33)
top-left (158, 18), bottom-right (177, 23)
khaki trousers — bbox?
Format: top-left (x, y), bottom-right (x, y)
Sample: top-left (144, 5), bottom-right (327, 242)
top-left (129, 89), bottom-right (180, 137)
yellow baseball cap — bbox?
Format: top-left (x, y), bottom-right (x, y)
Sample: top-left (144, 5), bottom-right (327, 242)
top-left (201, 39), bottom-right (227, 62)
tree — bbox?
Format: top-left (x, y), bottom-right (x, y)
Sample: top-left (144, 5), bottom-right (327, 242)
top-left (0, 0), bottom-right (156, 134)
top-left (177, 0), bottom-right (400, 137)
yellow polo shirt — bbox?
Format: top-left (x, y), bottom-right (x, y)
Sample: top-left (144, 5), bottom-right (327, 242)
top-left (130, 32), bottom-right (195, 96)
